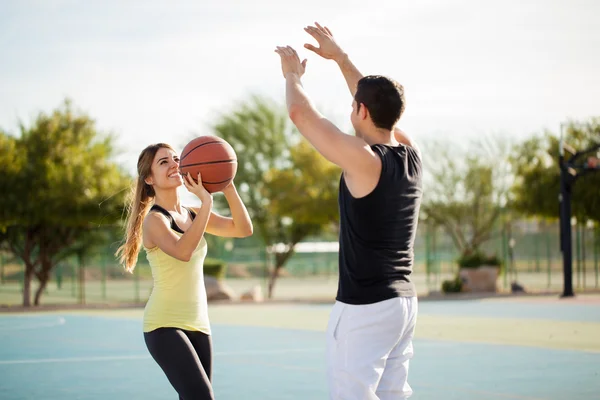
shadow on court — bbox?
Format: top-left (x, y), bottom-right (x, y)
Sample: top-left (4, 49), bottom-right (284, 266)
top-left (1, 300), bottom-right (599, 399)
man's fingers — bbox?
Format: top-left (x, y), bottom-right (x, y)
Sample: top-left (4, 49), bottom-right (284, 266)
top-left (286, 46), bottom-right (299, 63)
top-left (304, 26), bottom-right (318, 38)
top-left (304, 43), bottom-right (320, 54)
top-left (287, 46), bottom-right (301, 62)
top-left (315, 22), bottom-right (332, 37)
top-left (315, 22), bottom-right (327, 34)
top-left (312, 22), bottom-right (333, 38)
top-left (276, 45), bottom-right (305, 73)
top-left (275, 47), bottom-right (289, 61)
top-left (305, 26), bottom-right (325, 40)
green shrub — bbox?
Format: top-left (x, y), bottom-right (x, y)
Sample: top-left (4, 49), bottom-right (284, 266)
top-left (457, 251), bottom-right (502, 269)
top-left (442, 276), bottom-right (463, 293)
top-left (484, 254), bottom-right (502, 267)
top-left (203, 258), bottom-right (227, 280)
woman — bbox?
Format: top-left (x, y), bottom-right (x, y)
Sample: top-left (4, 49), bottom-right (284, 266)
top-left (116, 143), bottom-right (252, 399)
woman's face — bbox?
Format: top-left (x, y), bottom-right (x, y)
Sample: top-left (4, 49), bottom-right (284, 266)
top-left (147, 147), bottom-right (183, 190)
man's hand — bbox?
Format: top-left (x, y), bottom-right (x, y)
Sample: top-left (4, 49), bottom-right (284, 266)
top-left (304, 22), bottom-right (345, 62)
top-left (275, 46), bottom-right (307, 79)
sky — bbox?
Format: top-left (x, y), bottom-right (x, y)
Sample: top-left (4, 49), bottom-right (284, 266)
top-left (1, 0), bottom-right (599, 176)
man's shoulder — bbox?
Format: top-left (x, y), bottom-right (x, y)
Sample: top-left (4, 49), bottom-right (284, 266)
top-left (370, 143), bottom-right (421, 165)
top-left (393, 128), bottom-right (422, 160)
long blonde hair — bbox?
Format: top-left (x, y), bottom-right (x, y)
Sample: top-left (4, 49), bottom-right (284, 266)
top-left (116, 143), bottom-right (175, 272)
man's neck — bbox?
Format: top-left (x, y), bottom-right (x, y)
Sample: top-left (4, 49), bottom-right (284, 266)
top-left (361, 128), bottom-right (398, 147)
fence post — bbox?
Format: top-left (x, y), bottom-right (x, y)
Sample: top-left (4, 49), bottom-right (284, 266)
top-left (0, 253), bottom-right (4, 284)
top-left (594, 225), bottom-right (599, 289)
top-left (425, 223), bottom-right (431, 288)
top-left (502, 222), bottom-right (509, 289)
top-left (534, 230), bottom-right (540, 272)
top-left (546, 225), bottom-right (552, 288)
top-left (71, 260), bottom-right (76, 298)
top-left (576, 222), bottom-right (583, 289)
top-left (20, 262), bottom-right (24, 293)
top-left (55, 264), bottom-right (63, 290)
top-left (582, 224), bottom-right (587, 289)
top-left (263, 246), bottom-right (270, 297)
top-left (102, 254), bottom-right (107, 301)
top-left (78, 253), bottom-right (86, 305)
top-left (432, 225), bottom-right (439, 285)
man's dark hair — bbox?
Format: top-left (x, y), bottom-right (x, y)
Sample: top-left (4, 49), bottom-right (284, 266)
top-left (354, 75), bottom-right (405, 130)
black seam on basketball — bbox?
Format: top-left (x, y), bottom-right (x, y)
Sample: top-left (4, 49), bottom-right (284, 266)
top-left (180, 159), bottom-right (237, 168)
top-left (203, 178), bottom-right (233, 184)
top-left (180, 140), bottom-right (223, 162)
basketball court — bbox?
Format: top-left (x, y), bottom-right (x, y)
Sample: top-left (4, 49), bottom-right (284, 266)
top-left (2, 295), bottom-right (599, 399)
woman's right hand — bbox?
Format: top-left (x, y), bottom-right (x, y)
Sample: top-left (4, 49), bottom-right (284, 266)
top-left (183, 172), bottom-right (212, 205)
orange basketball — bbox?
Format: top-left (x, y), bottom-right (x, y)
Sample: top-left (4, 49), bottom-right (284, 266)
top-left (179, 136), bottom-right (237, 193)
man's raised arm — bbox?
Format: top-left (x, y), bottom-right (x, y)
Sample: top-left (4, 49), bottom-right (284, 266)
top-left (304, 22), bottom-right (420, 156)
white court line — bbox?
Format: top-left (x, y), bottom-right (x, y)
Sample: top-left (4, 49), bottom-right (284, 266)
top-left (0, 354), bottom-right (150, 365)
top-left (0, 317), bottom-right (66, 331)
top-left (416, 383), bottom-right (547, 400)
top-left (0, 348), bottom-right (322, 365)
top-left (218, 348), bottom-right (321, 356)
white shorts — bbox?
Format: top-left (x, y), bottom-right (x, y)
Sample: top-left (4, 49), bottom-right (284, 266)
top-left (326, 296), bottom-right (418, 400)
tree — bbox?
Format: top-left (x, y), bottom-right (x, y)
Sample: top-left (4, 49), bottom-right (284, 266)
top-left (264, 140), bottom-right (340, 296)
top-left (511, 119), bottom-right (600, 297)
top-left (420, 137), bottom-right (512, 256)
top-left (0, 100), bottom-right (131, 306)
top-left (209, 96), bottom-right (340, 297)
top-left (511, 118), bottom-right (600, 222)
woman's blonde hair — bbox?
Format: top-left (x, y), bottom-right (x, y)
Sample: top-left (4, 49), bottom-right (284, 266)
top-left (116, 143), bottom-right (175, 272)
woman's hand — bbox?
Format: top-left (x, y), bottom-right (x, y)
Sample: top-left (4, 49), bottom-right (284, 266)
top-left (183, 172), bottom-right (212, 205)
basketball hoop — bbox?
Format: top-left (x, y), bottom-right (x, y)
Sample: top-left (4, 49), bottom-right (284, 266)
top-left (559, 138), bottom-right (600, 298)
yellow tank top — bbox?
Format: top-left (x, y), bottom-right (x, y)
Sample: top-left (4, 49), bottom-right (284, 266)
top-left (142, 233), bottom-right (210, 334)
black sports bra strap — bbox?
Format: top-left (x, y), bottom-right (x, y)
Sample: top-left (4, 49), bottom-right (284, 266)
top-left (149, 204), bottom-right (185, 234)
top-left (184, 206), bottom-right (196, 220)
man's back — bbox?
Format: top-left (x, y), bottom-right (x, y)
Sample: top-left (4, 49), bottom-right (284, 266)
top-left (337, 143), bottom-right (423, 305)
top-left (276, 24), bottom-right (423, 398)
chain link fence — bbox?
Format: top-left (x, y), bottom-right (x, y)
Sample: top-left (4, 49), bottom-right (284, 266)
top-left (1, 220), bottom-right (598, 306)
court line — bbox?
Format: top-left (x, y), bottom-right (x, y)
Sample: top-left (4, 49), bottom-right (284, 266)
top-left (0, 354), bottom-right (150, 365)
top-left (230, 359), bottom-right (322, 372)
top-left (218, 348), bottom-right (322, 356)
top-left (0, 348), bottom-right (323, 365)
top-left (0, 317), bottom-right (66, 331)
top-left (225, 360), bottom-right (549, 400)
top-left (0, 352), bottom-right (555, 399)
top-left (415, 382), bottom-right (547, 400)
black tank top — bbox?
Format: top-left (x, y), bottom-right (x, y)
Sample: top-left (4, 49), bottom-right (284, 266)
top-left (337, 144), bottom-right (422, 304)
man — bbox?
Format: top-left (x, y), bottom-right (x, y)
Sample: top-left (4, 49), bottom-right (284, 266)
top-left (275, 22), bottom-right (422, 400)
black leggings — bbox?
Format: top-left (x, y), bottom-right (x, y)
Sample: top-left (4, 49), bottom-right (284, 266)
top-left (144, 328), bottom-right (214, 400)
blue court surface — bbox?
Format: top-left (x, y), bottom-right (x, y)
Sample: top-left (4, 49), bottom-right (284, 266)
top-left (1, 299), bottom-right (599, 400)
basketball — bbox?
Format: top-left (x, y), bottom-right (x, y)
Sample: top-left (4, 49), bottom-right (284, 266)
top-left (179, 135), bottom-right (237, 193)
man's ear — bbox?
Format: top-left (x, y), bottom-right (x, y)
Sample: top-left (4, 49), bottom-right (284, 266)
top-left (359, 103), bottom-right (369, 121)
